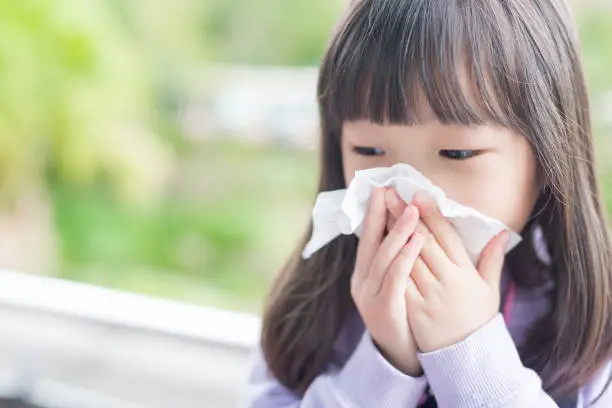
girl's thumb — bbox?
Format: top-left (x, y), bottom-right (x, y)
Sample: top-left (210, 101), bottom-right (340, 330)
top-left (478, 230), bottom-right (510, 288)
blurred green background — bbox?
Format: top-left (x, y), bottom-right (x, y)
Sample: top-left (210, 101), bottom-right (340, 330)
top-left (0, 0), bottom-right (610, 314)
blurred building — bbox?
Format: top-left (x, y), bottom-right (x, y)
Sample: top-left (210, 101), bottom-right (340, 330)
top-left (180, 65), bottom-right (320, 149)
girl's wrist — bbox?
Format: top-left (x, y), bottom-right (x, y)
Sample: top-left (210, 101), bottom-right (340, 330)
top-left (374, 341), bottom-right (423, 377)
top-left (390, 355), bottom-right (424, 377)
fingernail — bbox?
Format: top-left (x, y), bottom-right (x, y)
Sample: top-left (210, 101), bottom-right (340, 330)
top-left (410, 233), bottom-right (426, 254)
top-left (373, 186), bottom-right (384, 199)
top-left (412, 232), bottom-right (425, 245)
top-left (401, 205), bottom-right (414, 222)
top-left (413, 191), bottom-right (430, 205)
top-left (385, 189), bottom-right (398, 206)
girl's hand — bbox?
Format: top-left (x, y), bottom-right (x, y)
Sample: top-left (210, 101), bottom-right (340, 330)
top-left (351, 187), bottom-right (425, 376)
top-left (401, 191), bottom-right (510, 353)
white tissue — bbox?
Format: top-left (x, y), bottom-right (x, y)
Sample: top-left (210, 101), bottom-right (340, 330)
top-left (302, 163), bottom-right (522, 263)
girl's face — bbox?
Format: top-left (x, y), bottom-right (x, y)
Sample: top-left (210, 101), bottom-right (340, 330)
top-left (341, 120), bottom-right (541, 232)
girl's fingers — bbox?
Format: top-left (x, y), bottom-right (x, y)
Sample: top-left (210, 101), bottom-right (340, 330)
top-left (353, 187), bottom-right (387, 286)
top-left (380, 233), bottom-right (425, 299)
top-left (364, 205), bottom-right (419, 296)
top-left (419, 228), bottom-right (455, 281)
top-left (413, 191), bottom-right (472, 267)
top-left (386, 189), bottom-right (406, 219)
top-left (385, 188), bottom-right (406, 233)
top-left (405, 277), bottom-right (424, 310)
top-left (478, 230), bottom-right (510, 289)
top-left (410, 256), bottom-right (439, 298)
top-left (411, 221), bottom-right (452, 281)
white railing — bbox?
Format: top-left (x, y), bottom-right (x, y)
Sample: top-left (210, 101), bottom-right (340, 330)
top-left (0, 270), bottom-right (261, 349)
top-left (0, 269), bottom-right (260, 408)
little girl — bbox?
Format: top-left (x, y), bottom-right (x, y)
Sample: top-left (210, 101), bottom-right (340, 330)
top-left (247, 0), bottom-right (612, 407)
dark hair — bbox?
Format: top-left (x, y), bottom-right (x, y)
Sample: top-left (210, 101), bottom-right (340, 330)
top-left (261, 0), bottom-right (612, 401)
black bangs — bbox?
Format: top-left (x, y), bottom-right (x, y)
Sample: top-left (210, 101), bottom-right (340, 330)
top-left (318, 0), bottom-right (524, 130)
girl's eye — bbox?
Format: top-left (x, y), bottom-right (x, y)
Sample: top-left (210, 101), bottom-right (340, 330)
top-left (353, 146), bottom-right (386, 156)
top-left (439, 150), bottom-right (477, 160)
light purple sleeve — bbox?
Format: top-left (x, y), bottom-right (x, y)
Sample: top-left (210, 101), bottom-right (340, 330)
top-left (578, 360), bottom-right (612, 407)
top-left (246, 331), bottom-right (428, 408)
top-left (417, 313), bottom-right (612, 408)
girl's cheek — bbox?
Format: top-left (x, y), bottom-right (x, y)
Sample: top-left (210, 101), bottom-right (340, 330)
top-left (438, 169), bottom-right (538, 232)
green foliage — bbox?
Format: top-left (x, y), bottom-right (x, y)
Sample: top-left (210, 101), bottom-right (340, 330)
top-left (53, 141), bottom-right (317, 311)
top-left (201, 0), bottom-right (344, 65)
top-left (0, 0), bottom-right (169, 206)
top-left (579, 11), bottom-right (612, 214)
top-left (579, 11), bottom-right (612, 96)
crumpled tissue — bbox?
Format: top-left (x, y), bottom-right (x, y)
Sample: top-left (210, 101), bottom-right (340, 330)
top-left (302, 163), bottom-right (522, 263)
